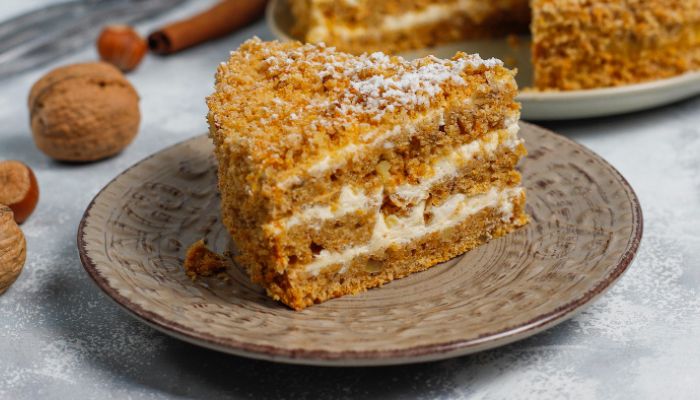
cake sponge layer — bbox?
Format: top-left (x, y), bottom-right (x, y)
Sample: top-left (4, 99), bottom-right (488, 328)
top-left (266, 188), bottom-right (528, 310)
top-left (264, 138), bottom-right (526, 272)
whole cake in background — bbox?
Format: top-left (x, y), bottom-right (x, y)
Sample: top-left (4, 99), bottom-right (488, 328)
top-left (289, 0), bottom-right (531, 54)
top-left (289, 0), bottom-right (700, 90)
top-left (207, 38), bottom-right (528, 310)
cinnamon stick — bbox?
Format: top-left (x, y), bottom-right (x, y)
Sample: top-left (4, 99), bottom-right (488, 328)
top-left (148, 0), bottom-right (267, 55)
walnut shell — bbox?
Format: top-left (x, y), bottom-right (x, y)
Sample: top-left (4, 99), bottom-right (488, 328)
top-left (28, 62), bottom-right (140, 162)
top-left (0, 205), bottom-right (26, 295)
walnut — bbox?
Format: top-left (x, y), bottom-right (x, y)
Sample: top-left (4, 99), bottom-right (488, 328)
top-left (28, 62), bottom-right (141, 162)
top-left (0, 205), bottom-right (26, 295)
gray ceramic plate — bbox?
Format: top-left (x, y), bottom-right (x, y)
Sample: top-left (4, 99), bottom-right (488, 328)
top-left (266, 0), bottom-right (700, 121)
top-left (77, 123), bottom-right (642, 366)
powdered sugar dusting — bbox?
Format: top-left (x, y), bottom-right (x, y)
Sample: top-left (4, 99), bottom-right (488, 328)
top-left (341, 54), bottom-right (497, 121)
top-left (258, 39), bottom-right (502, 123)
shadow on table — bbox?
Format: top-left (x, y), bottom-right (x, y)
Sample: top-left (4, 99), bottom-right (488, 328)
top-left (41, 267), bottom-right (582, 399)
top-left (122, 323), bottom-right (578, 399)
top-left (142, 319), bottom-right (581, 399)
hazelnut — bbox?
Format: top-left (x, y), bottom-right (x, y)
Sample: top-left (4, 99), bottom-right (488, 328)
top-left (28, 62), bottom-right (141, 162)
top-left (97, 25), bottom-right (147, 72)
top-left (0, 205), bottom-right (26, 295)
top-left (0, 161), bottom-right (39, 224)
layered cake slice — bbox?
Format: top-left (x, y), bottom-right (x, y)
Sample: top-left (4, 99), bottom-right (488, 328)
top-left (207, 39), bottom-right (528, 310)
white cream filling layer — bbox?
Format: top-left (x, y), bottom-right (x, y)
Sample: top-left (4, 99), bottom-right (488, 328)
top-left (274, 122), bottom-right (521, 231)
top-left (284, 186), bottom-right (383, 229)
top-left (305, 186), bottom-right (523, 276)
top-left (279, 108), bottom-right (446, 189)
top-left (394, 122), bottom-right (519, 204)
top-left (280, 111), bottom-right (519, 189)
top-left (309, 0), bottom-right (499, 41)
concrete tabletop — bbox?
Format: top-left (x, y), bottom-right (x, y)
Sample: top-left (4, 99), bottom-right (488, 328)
top-left (1, 1), bottom-right (699, 399)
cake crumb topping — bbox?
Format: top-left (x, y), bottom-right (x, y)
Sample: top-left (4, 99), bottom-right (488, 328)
top-left (207, 38), bottom-right (514, 173)
top-left (260, 40), bottom-right (500, 121)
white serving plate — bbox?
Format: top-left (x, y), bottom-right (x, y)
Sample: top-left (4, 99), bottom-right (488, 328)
top-left (266, 0), bottom-right (700, 121)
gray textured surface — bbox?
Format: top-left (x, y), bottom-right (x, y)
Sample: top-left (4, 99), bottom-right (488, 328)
top-left (1, 1), bottom-right (699, 399)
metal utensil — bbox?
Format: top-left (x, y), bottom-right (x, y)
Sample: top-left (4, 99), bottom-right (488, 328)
top-left (0, 0), bottom-right (186, 80)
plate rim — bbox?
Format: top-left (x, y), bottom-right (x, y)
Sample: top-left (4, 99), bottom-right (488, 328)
top-left (77, 122), bottom-right (644, 366)
top-left (518, 70), bottom-right (700, 101)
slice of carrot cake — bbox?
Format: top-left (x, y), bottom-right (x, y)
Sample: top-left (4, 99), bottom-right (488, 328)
top-left (207, 38), bottom-right (528, 310)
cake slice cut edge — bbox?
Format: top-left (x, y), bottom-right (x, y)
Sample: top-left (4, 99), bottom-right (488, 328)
top-left (207, 38), bottom-right (528, 310)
